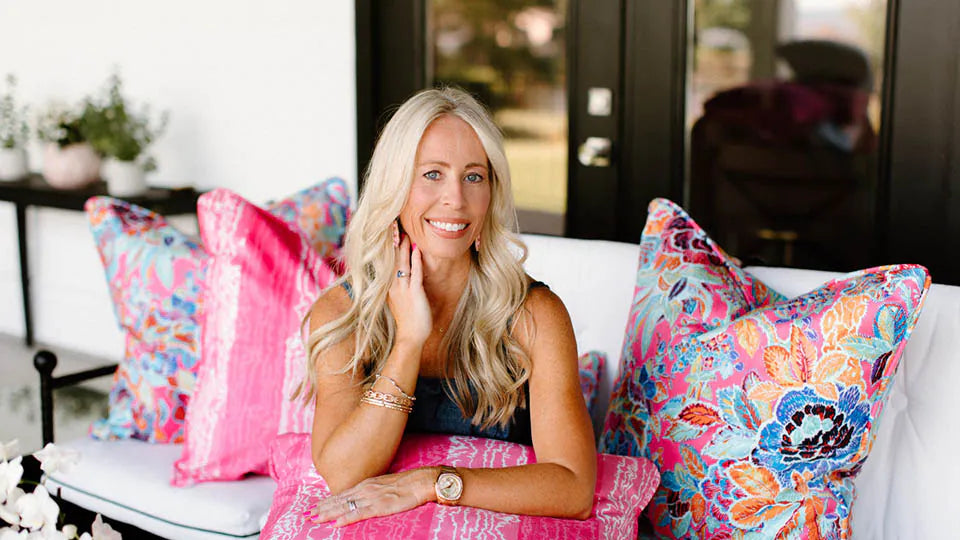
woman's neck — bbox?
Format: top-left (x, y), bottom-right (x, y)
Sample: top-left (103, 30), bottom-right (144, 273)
top-left (420, 252), bottom-right (471, 314)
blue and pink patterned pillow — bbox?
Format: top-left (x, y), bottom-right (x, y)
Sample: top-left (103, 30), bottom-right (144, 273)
top-left (87, 178), bottom-right (350, 443)
top-left (600, 198), bottom-right (930, 538)
top-left (578, 351), bottom-right (605, 416)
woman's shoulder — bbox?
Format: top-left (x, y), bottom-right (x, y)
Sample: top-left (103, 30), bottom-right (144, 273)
top-left (523, 276), bottom-right (561, 310)
top-left (309, 280), bottom-right (352, 332)
top-left (517, 276), bottom-right (570, 333)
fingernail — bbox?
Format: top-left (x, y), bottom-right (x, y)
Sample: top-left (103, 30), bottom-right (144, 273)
top-left (411, 242), bottom-right (417, 251)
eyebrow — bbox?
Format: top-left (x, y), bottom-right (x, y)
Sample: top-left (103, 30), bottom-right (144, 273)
top-left (417, 160), bottom-right (488, 170)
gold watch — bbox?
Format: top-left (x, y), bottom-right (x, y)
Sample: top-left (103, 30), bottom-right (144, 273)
top-left (434, 465), bottom-right (463, 506)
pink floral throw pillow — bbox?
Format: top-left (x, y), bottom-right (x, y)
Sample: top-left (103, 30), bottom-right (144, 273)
top-left (600, 198), bottom-right (784, 458)
top-left (172, 188), bottom-right (337, 485)
top-left (600, 199), bottom-right (931, 538)
top-left (262, 432), bottom-right (660, 539)
top-left (85, 178), bottom-right (350, 444)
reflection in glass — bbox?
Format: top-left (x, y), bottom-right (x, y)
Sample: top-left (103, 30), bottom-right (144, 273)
top-left (686, 0), bottom-right (887, 271)
top-left (428, 0), bottom-right (568, 235)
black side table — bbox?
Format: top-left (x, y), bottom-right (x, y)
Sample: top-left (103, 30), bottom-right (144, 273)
top-left (0, 174), bottom-right (202, 346)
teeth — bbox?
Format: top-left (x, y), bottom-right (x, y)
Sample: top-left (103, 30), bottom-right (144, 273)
top-left (428, 220), bottom-right (468, 232)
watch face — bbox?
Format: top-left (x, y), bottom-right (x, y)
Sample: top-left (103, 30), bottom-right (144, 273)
top-left (437, 472), bottom-right (463, 500)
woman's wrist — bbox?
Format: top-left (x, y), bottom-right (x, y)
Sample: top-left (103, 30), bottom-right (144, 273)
top-left (417, 466), bottom-right (441, 504)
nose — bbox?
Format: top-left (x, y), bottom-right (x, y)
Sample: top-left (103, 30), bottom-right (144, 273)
top-left (440, 177), bottom-right (465, 209)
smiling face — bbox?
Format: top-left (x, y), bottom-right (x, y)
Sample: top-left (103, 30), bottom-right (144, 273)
top-left (399, 114), bottom-right (492, 263)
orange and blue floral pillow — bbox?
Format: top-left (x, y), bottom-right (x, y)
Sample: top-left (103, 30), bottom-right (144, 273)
top-left (600, 198), bottom-right (784, 458)
top-left (599, 198), bottom-right (930, 538)
top-left (86, 178), bottom-right (350, 443)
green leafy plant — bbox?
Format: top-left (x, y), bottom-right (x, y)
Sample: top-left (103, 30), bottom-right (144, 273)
top-left (36, 101), bottom-right (87, 148)
top-left (82, 72), bottom-right (169, 171)
top-left (0, 74), bottom-right (30, 149)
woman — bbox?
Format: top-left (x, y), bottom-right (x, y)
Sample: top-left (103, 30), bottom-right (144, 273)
top-left (300, 87), bottom-right (596, 527)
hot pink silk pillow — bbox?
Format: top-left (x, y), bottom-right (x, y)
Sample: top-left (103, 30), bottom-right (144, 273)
top-left (172, 189), bottom-right (337, 485)
top-left (262, 432), bottom-right (660, 539)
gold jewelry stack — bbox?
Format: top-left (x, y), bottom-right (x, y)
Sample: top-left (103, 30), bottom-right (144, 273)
top-left (359, 374), bottom-right (416, 414)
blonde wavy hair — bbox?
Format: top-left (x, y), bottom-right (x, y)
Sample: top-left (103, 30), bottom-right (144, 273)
top-left (298, 87), bottom-right (532, 430)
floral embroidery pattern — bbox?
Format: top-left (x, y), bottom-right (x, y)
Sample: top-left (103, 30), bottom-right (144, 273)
top-left (600, 198), bottom-right (930, 539)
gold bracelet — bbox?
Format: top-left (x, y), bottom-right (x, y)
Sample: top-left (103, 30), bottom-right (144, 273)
top-left (360, 395), bottom-right (413, 414)
top-left (363, 389), bottom-right (414, 408)
top-left (375, 374), bottom-right (416, 401)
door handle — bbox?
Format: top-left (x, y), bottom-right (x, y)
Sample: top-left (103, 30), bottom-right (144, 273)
top-left (577, 137), bottom-right (612, 167)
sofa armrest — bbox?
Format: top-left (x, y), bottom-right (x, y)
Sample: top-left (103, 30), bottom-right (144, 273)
top-left (33, 350), bottom-right (118, 446)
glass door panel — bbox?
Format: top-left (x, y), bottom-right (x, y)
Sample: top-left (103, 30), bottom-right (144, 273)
top-left (428, 0), bottom-right (568, 235)
top-left (686, 0), bottom-right (888, 270)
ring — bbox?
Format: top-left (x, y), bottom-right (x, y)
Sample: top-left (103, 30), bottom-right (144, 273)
top-left (396, 270), bottom-right (409, 278)
top-left (347, 499), bottom-right (358, 513)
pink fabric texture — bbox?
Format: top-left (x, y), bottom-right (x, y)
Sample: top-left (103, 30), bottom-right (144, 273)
top-left (261, 433), bottom-right (660, 539)
top-left (172, 189), bottom-right (337, 485)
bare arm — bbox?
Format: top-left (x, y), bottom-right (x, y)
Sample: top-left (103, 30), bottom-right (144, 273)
top-left (312, 286), bottom-right (597, 523)
top-left (311, 233), bottom-right (432, 493)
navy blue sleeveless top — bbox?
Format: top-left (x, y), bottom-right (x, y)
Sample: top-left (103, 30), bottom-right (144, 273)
top-left (342, 279), bottom-right (546, 445)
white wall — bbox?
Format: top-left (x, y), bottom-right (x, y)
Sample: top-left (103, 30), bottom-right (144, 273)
top-left (0, 1), bottom-right (356, 358)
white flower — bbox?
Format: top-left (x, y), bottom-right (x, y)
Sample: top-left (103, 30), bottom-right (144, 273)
top-left (77, 516), bottom-right (119, 540)
top-left (0, 527), bottom-right (28, 540)
top-left (59, 525), bottom-right (76, 540)
top-left (14, 486), bottom-right (58, 531)
top-left (0, 441), bottom-right (19, 463)
top-left (37, 526), bottom-right (66, 540)
top-left (32, 445), bottom-right (79, 476)
top-left (0, 486), bottom-right (24, 525)
top-left (0, 457), bottom-right (23, 501)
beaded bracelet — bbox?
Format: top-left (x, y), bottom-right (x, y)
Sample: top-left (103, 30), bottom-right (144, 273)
top-left (360, 394), bottom-right (413, 414)
top-left (363, 389), bottom-right (414, 408)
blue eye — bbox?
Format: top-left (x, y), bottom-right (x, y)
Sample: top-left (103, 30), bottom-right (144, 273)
top-left (465, 172), bottom-right (484, 183)
top-left (424, 170), bottom-right (440, 180)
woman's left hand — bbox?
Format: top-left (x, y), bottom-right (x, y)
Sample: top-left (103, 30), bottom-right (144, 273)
top-left (308, 467), bottom-right (437, 527)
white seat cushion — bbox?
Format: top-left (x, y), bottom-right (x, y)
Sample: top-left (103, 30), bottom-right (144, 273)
top-left (44, 438), bottom-right (276, 540)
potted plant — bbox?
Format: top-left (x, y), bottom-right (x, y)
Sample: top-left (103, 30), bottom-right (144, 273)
top-left (36, 100), bottom-right (102, 190)
top-left (0, 74), bottom-right (30, 182)
top-left (83, 72), bottom-right (168, 197)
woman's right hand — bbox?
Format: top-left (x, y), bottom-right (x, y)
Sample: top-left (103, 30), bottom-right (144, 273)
top-left (387, 224), bottom-right (432, 347)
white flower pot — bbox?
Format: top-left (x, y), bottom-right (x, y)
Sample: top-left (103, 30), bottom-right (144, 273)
top-left (102, 158), bottom-right (148, 197)
top-left (0, 147), bottom-right (29, 182)
top-left (43, 143), bottom-right (101, 189)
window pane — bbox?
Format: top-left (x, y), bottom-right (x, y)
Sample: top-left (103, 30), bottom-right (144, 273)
top-left (686, 0), bottom-right (888, 270)
top-left (428, 0), bottom-right (568, 235)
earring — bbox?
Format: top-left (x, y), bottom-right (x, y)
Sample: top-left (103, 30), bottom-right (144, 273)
top-left (475, 236), bottom-right (481, 252)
